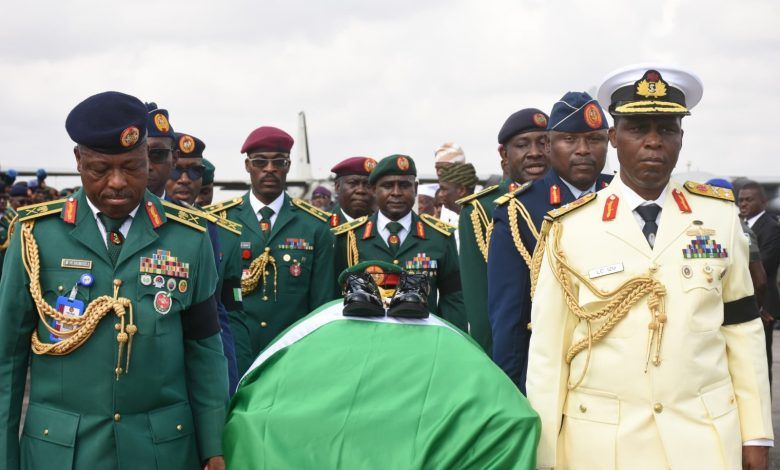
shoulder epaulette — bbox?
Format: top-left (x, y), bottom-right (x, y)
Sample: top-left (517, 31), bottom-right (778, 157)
top-left (211, 213), bottom-right (242, 235)
top-left (546, 192), bottom-right (597, 219)
top-left (420, 213), bottom-right (456, 236)
top-left (161, 200), bottom-right (207, 232)
top-left (3, 208), bottom-right (18, 225)
top-left (203, 197), bottom-right (244, 214)
top-left (332, 216), bottom-right (368, 236)
top-left (494, 181), bottom-right (532, 206)
top-left (292, 198), bottom-right (330, 223)
top-left (17, 198), bottom-right (67, 222)
top-left (456, 185), bottom-right (499, 206)
top-left (683, 181), bottom-right (734, 202)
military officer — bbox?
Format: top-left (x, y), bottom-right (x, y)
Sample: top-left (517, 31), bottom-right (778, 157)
top-left (145, 103), bottom-right (176, 199)
top-left (328, 156), bottom-right (377, 228)
top-left (0, 92), bottom-right (228, 469)
top-left (206, 126), bottom-right (336, 376)
top-left (0, 186), bottom-right (16, 279)
top-left (196, 158), bottom-right (216, 207)
top-left (527, 66), bottom-right (772, 469)
top-left (333, 155), bottom-right (467, 330)
top-left (165, 132), bottom-right (241, 394)
top-left (489, 92), bottom-right (613, 391)
top-left (454, 110), bottom-right (551, 356)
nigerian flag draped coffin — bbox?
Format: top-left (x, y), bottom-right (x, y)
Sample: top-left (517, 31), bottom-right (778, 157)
top-left (224, 299), bottom-right (540, 469)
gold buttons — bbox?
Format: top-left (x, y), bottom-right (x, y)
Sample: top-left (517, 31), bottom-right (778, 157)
top-left (114, 323), bottom-right (121, 331)
top-left (283, 254), bottom-right (291, 262)
top-left (264, 247), bottom-right (271, 252)
top-left (176, 424), bottom-right (183, 432)
top-left (57, 285), bottom-right (64, 293)
top-left (113, 279), bottom-right (122, 287)
top-left (393, 260), bottom-right (399, 265)
top-left (114, 413), bottom-right (121, 422)
top-left (260, 321), bottom-right (268, 328)
top-left (262, 296), bottom-right (269, 301)
top-left (578, 404), bottom-right (587, 413)
top-left (649, 264), bottom-right (659, 274)
top-left (526, 323), bottom-right (533, 331)
top-left (115, 367), bottom-right (123, 375)
top-left (653, 403), bottom-right (663, 413)
top-left (43, 428), bottom-right (49, 436)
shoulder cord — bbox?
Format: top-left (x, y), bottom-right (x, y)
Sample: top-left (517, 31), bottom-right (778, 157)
top-left (347, 230), bottom-right (359, 267)
top-left (507, 199), bottom-right (538, 269)
top-left (240, 248), bottom-right (277, 301)
top-left (545, 221), bottom-right (667, 390)
top-left (21, 221), bottom-right (136, 380)
top-left (469, 201), bottom-right (492, 263)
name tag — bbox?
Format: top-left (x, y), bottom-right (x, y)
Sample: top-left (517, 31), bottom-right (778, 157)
top-left (588, 263), bottom-right (624, 279)
top-left (61, 258), bottom-right (93, 270)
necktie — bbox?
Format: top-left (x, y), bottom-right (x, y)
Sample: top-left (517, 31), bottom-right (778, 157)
top-left (98, 213), bottom-right (126, 266)
top-left (259, 206), bottom-right (275, 239)
top-left (386, 221), bottom-right (403, 254)
top-left (635, 204), bottom-right (662, 248)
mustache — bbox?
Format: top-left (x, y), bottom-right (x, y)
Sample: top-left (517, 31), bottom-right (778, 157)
top-left (260, 175), bottom-right (280, 183)
top-left (102, 190), bottom-right (133, 199)
top-left (570, 156), bottom-right (596, 166)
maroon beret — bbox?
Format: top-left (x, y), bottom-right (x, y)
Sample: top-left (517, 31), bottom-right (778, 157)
top-left (330, 156), bottom-right (378, 177)
top-left (241, 126), bottom-right (294, 154)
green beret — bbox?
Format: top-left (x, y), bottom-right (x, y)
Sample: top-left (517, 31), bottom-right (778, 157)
top-left (202, 158), bottom-right (215, 185)
top-left (337, 260), bottom-right (403, 286)
top-left (368, 154), bottom-right (417, 185)
top-left (439, 163), bottom-right (478, 188)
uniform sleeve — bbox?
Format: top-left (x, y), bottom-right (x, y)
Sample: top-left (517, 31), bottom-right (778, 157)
top-left (0, 223), bottom-right (36, 470)
top-left (457, 202), bottom-right (491, 352)
top-left (208, 224), bottom-right (239, 395)
top-left (436, 233), bottom-right (467, 331)
top-left (526, 229), bottom-right (577, 469)
top-left (720, 206), bottom-right (773, 442)
top-left (332, 231), bottom-right (349, 294)
top-left (308, 223), bottom-right (337, 310)
top-left (184, 231), bottom-right (229, 462)
top-left (487, 204), bottom-right (531, 387)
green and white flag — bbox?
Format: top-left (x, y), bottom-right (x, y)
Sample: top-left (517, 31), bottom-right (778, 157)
top-left (224, 300), bottom-right (540, 469)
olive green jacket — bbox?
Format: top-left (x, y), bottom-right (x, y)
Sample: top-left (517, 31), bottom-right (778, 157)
top-left (0, 190), bottom-right (227, 470)
top-left (210, 192), bottom-right (337, 375)
top-left (333, 211), bottom-right (467, 331)
top-left (457, 179), bottom-right (511, 354)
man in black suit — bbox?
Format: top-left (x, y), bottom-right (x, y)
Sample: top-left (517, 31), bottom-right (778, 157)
top-left (738, 181), bottom-right (780, 384)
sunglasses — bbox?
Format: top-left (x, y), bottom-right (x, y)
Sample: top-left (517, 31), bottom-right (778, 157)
top-left (148, 148), bottom-right (173, 163)
top-left (247, 157), bottom-right (290, 169)
top-left (171, 165), bottom-right (205, 180)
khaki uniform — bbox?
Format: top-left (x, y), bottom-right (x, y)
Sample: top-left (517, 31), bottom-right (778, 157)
top-left (527, 179), bottom-right (772, 469)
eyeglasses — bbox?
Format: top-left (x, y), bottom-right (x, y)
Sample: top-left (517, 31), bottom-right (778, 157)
top-left (148, 148), bottom-right (172, 163)
top-left (171, 165), bottom-right (205, 181)
top-left (247, 157), bottom-right (290, 169)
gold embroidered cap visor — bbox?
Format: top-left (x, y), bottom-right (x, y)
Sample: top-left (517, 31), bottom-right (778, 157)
top-left (597, 64), bottom-right (703, 117)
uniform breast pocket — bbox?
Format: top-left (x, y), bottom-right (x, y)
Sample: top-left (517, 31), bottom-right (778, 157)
top-left (277, 250), bottom-right (312, 292)
top-left (576, 272), bottom-right (641, 339)
top-left (680, 260), bottom-right (727, 332)
top-left (39, 269), bottom-right (93, 341)
top-left (136, 275), bottom-right (191, 336)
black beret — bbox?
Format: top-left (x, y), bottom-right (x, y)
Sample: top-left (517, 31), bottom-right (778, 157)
top-left (497, 108), bottom-right (549, 144)
top-left (175, 132), bottom-right (206, 158)
top-left (66, 91), bottom-right (148, 154)
top-left (146, 102), bottom-right (175, 140)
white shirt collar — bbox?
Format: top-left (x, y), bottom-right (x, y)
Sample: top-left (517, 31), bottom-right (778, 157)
top-left (249, 191), bottom-right (285, 220)
top-left (377, 210), bottom-right (412, 232)
top-left (746, 210), bottom-right (766, 229)
top-left (559, 177), bottom-right (596, 199)
top-left (85, 195), bottom-right (140, 245)
top-left (618, 175), bottom-right (669, 211)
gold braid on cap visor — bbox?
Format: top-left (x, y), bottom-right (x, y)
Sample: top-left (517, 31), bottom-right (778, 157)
top-left (614, 100), bottom-right (689, 114)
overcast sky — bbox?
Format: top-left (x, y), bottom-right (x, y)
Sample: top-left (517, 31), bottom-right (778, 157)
top-left (1, 0), bottom-right (778, 185)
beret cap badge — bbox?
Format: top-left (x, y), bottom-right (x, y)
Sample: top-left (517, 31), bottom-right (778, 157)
top-left (583, 103), bottom-right (604, 129)
top-left (396, 156), bottom-right (410, 171)
top-left (532, 113), bottom-right (548, 128)
top-left (154, 113), bottom-right (170, 133)
top-left (120, 126), bottom-right (140, 148)
top-left (179, 134), bottom-right (196, 154)
top-left (364, 158), bottom-right (377, 173)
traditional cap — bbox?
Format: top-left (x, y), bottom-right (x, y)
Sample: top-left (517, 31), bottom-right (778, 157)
top-left (331, 156), bottom-right (377, 177)
top-left (547, 91), bottom-right (609, 132)
top-left (2, 169), bottom-right (17, 186)
top-left (241, 126), bottom-right (294, 154)
top-left (439, 163), bottom-right (479, 188)
top-left (368, 154), bottom-right (417, 185)
top-left (337, 260), bottom-right (402, 287)
top-left (597, 64), bottom-right (703, 117)
top-left (202, 158), bottom-right (215, 185)
top-left (145, 102), bottom-right (176, 140)
top-left (66, 91), bottom-right (148, 154)
top-left (706, 178), bottom-right (733, 190)
top-left (434, 143), bottom-right (466, 164)
top-left (312, 186), bottom-right (332, 198)
top-left (497, 108), bottom-right (549, 144)
top-left (10, 182), bottom-right (28, 197)
top-left (418, 183), bottom-right (439, 199)
top-left (36, 168), bottom-right (47, 180)
top-left (175, 132), bottom-right (205, 158)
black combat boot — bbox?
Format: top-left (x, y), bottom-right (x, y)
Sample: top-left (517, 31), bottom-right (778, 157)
top-left (342, 272), bottom-right (385, 317)
top-left (387, 272), bottom-right (430, 319)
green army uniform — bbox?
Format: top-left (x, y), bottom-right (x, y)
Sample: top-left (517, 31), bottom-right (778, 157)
top-left (207, 193), bottom-right (337, 375)
top-left (0, 190), bottom-right (228, 469)
top-left (333, 212), bottom-right (467, 330)
top-left (0, 207), bottom-right (17, 279)
top-left (456, 178), bottom-right (511, 354)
